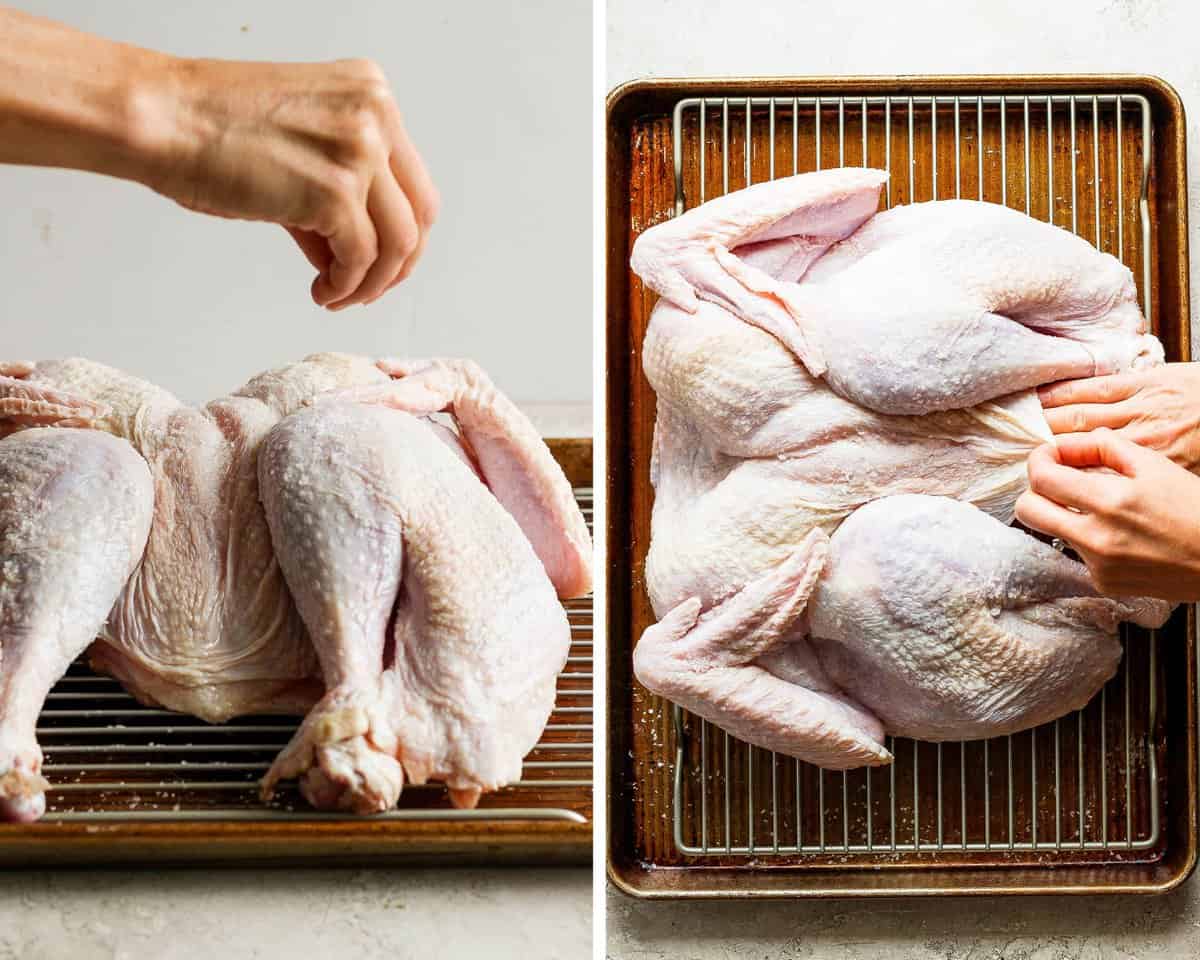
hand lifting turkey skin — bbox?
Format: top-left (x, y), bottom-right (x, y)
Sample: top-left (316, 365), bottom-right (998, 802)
top-left (630, 168), bottom-right (1173, 771)
top-left (0, 354), bottom-right (591, 822)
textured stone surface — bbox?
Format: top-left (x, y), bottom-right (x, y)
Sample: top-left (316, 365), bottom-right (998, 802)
top-left (607, 0), bottom-right (1200, 956)
top-left (607, 885), bottom-right (1200, 959)
top-left (0, 867), bottom-right (591, 960)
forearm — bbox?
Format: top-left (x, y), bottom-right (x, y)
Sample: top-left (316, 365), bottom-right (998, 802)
top-left (0, 6), bottom-right (172, 184)
top-left (0, 8), bottom-right (437, 303)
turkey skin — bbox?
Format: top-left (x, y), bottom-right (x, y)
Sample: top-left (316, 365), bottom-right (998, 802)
top-left (630, 168), bottom-right (1172, 769)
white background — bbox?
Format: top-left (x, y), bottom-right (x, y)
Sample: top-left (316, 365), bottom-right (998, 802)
top-left (0, 0), bottom-right (592, 433)
top-left (607, 0), bottom-right (1200, 958)
top-left (0, 3), bottom-right (591, 959)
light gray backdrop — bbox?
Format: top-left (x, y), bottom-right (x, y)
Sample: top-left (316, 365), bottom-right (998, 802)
top-left (1, 0), bottom-right (591, 434)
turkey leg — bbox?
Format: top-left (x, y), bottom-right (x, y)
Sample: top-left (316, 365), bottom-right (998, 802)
top-left (257, 405), bottom-right (407, 814)
top-left (808, 494), bottom-right (1172, 742)
top-left (632, 529), bottom-right (891, 769)
top-left (0, 429), bottom-right (152, 821)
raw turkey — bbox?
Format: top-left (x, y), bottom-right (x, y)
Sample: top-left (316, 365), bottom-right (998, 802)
top-left (632, 167), bottom-right (1163, 414)
top-left (630, 168), bottom-right (1173, 769)
top-left (0, 354), bottom-right (592, 821)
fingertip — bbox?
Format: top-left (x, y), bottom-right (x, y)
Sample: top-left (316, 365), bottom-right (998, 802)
top-left (320, 272), bottom-right (367, 311)
top-left (311, 275), bottom-right (329, 306)
top-left (380, 268), bottom-right (409, 297)
top-left (1048, 434), bottom-right (1083, 466)
top-left (395, 230), bottom-right (429, 285)
top-left (1041, 406), bottom-right (1070, 436)
top-left (412, 178), bottom-right (441, 229)
top-left (312, 271), bottom-right (349, 307)
top-left (1037, 383), bottom-right (1062, 407)
top-left (1013, 490), bottom-right (1035, 527)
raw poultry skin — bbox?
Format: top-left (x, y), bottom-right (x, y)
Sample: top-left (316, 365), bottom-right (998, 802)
top-left (0, 354), bottom-right (591, 820)
top-left (631, 168), bottom-right (1173, 770)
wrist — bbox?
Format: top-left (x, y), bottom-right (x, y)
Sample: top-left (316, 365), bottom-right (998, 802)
top-left (111, 51), bottom-right (199, 192)
top-left (0, 9), bottom-right (182, 183)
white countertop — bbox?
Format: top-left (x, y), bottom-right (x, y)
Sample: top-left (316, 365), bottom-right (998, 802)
top-left (0, 866), bottom-right (591, 960)
top-left (608, 883), bottom-right (1200, 959)
top-left (607, 0), bottom-right (1200, 956)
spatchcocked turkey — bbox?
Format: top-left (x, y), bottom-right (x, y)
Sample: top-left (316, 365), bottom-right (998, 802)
top-left (630, 168), bottom-right (1172, 769)
top-left (0, 354), bottom-right (591, 821)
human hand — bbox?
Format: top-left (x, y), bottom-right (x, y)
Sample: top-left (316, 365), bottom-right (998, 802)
top-left (1015, 429), bottom-right (1200, 601)
top-left (1038, 363), bottom-right (1200, 473)
top-left (144, 57), bottom-right (439, 309)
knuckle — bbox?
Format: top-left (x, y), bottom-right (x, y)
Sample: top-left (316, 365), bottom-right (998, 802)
top-left (363, 79), bottom-right (394, 114)
top-left (414, 186), bottom-right (440, 228)
top-left (1086, 526), bottom-right (1124, 560)
top-left (1094, 530), bottom-right (1118, 558)
top-left (1102, 498), bottom-right (1130, 523)
top-left (377, 219), bottom-right (417, 265)
top-left (1108, 485), bottom-right (1135, 515)
top-left (322, 168), bottom-right (360, 210)
top-left (341, 109), bottom-right (387, 161)
top-left (1093, 494), bottom-right (1119, 519)
top-left (357, 84), bottom-right (395, 131)
top-left (347, 57), bottom-right (387, 86)
top-left (344, 60), bottom-right (396, 126)
top-left (354, 233), bottom-right (379, 267)
top-left (1089, 485), bottom-right (1122, 517)
top-left (394, 222), bottom-right (419, 259)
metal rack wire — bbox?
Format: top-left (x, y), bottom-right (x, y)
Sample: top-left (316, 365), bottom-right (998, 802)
top-left (38, 487), bottom-right (594, 824)
top-left (667, 92), bottom-right (1164, 858)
